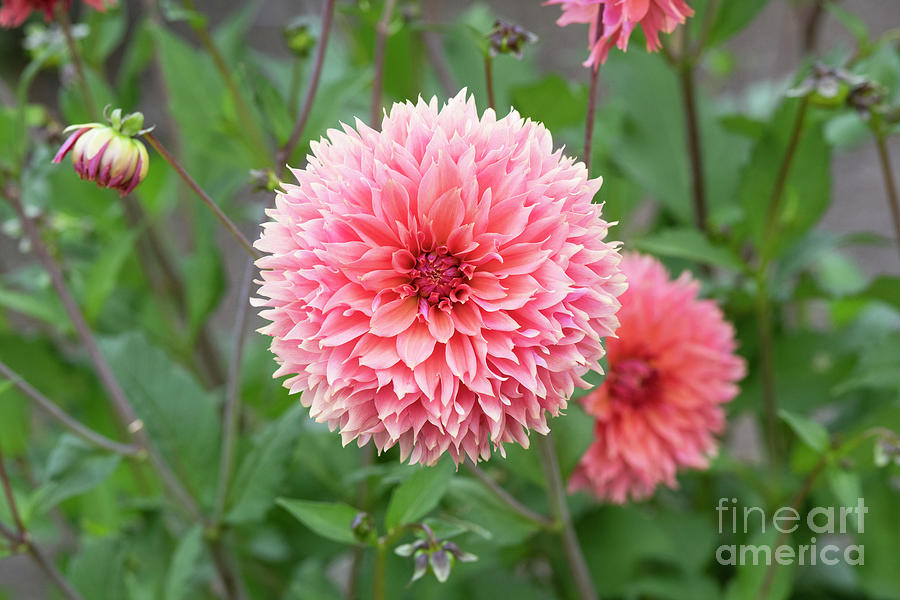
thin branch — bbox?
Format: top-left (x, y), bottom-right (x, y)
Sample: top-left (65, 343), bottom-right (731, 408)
top-left (213, 261), bottom-right (255, 524)
top-left (143, 133), bottom-right (260, 260)
top-left (0, 444), bottom-right (85, 600)
top-left (679, 62), bottom-right (708, 233)
top-left (4, 188), bottom-right (201, 519)
top-left (583, 6), bottom-right (604, 175)
top-left (763, 97), bottom-right (809, 261)
top-left (536, 434), bottom-right (598, 600)
top-left (57, 6), bottom-right (97, 121)
top-left (371, 0), bottom-right (397, 128)
top-left (0, 444), bottom-right (25, 535)
top-left (874, 134), bottom-right (900, 262)
top-left (464, 462), bottom-right (554, 529)
top-left (26, 541), bottom-right (86, 600)
top-left (422, 28), bottom-right (457, 97)
top-left (756, 453), bottom-right (828, 599)
top-left (277, 0), bottom-right (337, 174)
top-left (0, 359), bottom-right (139, 456)
top-left (483, 56), bottom-right (497, 111)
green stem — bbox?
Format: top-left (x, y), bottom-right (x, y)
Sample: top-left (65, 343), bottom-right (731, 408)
top-left (874, 133), bottom-right (900, 262)
top-left (762, 97), bottom-right (809, 263)
top-left (484, 55), bottom-right (496, 111)
top-left (583, 6), bottom-right (603, 175)
top-left (144, 133), bottom-right (260, 260)
top-left (754, 273), bottom-right (781, 462)
top-left (57, 6), bottom-right (97, 120)
top-left (278, 0), bottom-right (337, 174)
top-left (374, 543), bottom-right (386, 600)
top-left (464, 462), bottom-right (554, 529)
top-left (678, 60), bottom-right (708, 234)
top-left (536, 434), bottom-right (598, 600)
top-left (213, 261), bottom-right (254, 524)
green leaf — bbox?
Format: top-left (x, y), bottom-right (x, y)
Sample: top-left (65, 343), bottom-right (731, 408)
top-left (385, 458), bottom-right (454, 531)
top-left (68, 538), bottom-right (127, 600)
top-left (779, 410), bottom-right (829, 453)
top-left (511, 75), bottom-right (588, 131)
top-left (0, 285), bottom-right (67, 326)
top-left (83, 231), bottom-right (139, 323)
top-left (164, 525), bottom-right (205, 600)
top-left (826, 1), bottom-right (869, 48)
top-left (857, 276), bottom-right (900, 312)
top-left (226, 404), bottom-right (305, 525)
top-left (836, 336), bottom-right (900, 394)
top-left (30, 435), bottom-right (121, 515)
top-left (635, 228), bottom-right (746, 272)
top-left (707, 0), bottom-right (771, 47)
top-left (101, 333), bottom-right (221, 503)
top-left (277, 499), bottom-right (360, 545)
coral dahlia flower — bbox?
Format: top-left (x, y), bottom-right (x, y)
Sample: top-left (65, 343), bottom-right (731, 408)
top-left (255, 91), bottom-right (626, 466)
top-left (570, 253), bottom-right (744, 503)
top-left (546, 0), bottom-right (694, 68)
top-left (0, 0), bottom-right (111, 28)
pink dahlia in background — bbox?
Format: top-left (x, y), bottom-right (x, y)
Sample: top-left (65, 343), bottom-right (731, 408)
top-left (0, 0), bottom-right (111, 28)
top-left (256, 91), bottom-right (626, 466)
top-left (546, 0), bottom-right (694, 68)
top-left (570, 253), bottom-right (744, 503)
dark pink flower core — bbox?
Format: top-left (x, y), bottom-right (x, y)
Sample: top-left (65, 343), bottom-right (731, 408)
top-left (606, 357), bottom-right (658, 407)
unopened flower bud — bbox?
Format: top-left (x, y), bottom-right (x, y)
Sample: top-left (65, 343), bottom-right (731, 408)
top-left (284, 17), bottom-right (316, 58)
top-left (488, 20), bottom-right (537, 59)
top-left (52, 108), bottom-right (150, 196)
top-left (351, 512), bottom-right (375, 543)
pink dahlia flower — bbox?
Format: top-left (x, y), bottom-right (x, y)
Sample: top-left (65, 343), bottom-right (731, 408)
top-left (0, 0), bottom-right (111, 28)
top-left (570, 253), bottom-right (745, 503)
top-left (255, 91), bottom-right (626, 466)
top-left (545, 0), bottom-right (694, 68)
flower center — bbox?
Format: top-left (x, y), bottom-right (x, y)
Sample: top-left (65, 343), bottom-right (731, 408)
top-left (412, 251), bottom-right (464, 305)
top-left (607, 358), bottom-right (659, 407)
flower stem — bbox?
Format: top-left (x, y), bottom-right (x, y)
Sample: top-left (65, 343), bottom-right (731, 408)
top-left (144, 132), bottom-right (260, 260)
top-left (874, 133), bottom-right (900, 262)
top-left (372, 0), bottom-right (397, 129)
top-left (278, 0), bottom-right (337, 174)
top-left (181, 0), bottom-right (271, 163)
top-left (678, 61), bottom-right (708, 233)
top-left (4, 188), bottom-right (201, 519)
top-left (374, 543), bottom-right (387, 600)
top-left (762, 97), bottom-right (809, 263)
top-left (213, 261), bottom-right (255, 524)
top-left (0, 359), bottom-right (139, 456)
top-left (0, 444), bottom-right (85, 600)
top-left (754, 273), bottom-right (781, 462)
top-left (583, 6), bottom-right (604, 175)
top-left (57, 6), bottom-right (97, 121)
top-left (484, 55), bottom-right (496, 111)
top-left (536, 433), bottom-right (598, 600)
top-left (464, 461), bottom-right (554, 529)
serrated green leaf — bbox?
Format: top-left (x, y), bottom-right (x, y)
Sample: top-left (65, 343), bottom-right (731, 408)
top-left (101, 333), bottom-right (221, 503)
top-left (226, 404), bottom-right (305, 525)
top-left (277, 499), bottom-right (360, 545)
top-left (164, 525), bottom-right (205, 600)
top-left (385, 458), bottom-right (454, 531)
top-left (30, 435), bottom-right (121, 515)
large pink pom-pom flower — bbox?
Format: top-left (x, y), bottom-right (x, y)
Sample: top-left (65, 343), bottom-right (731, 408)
top-left (255, 91), bottom-right (626, 466)
top-left (545, 0), bottom-right (694, 68)
top-left (570, 253), bottom-right (745, 503)
top-left (0, 0), bottom-right (111, 28)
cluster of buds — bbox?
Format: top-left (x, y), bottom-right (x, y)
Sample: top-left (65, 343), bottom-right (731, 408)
top-left (874, 433), bottom-right (900, 468)
top-left (787, 62), bottom-right (892, 122)
top-left (52, 107), bottom-right (150, 196)
top-left (394, 525), bottom-right (477, 584)
top-left (487, 19), bottom-right (537, 59)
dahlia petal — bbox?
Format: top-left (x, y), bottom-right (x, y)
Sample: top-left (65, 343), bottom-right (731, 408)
top-left (370, 296), bottom-right (418, 337)
top-left (397, 320), bottom-right (437, 368)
